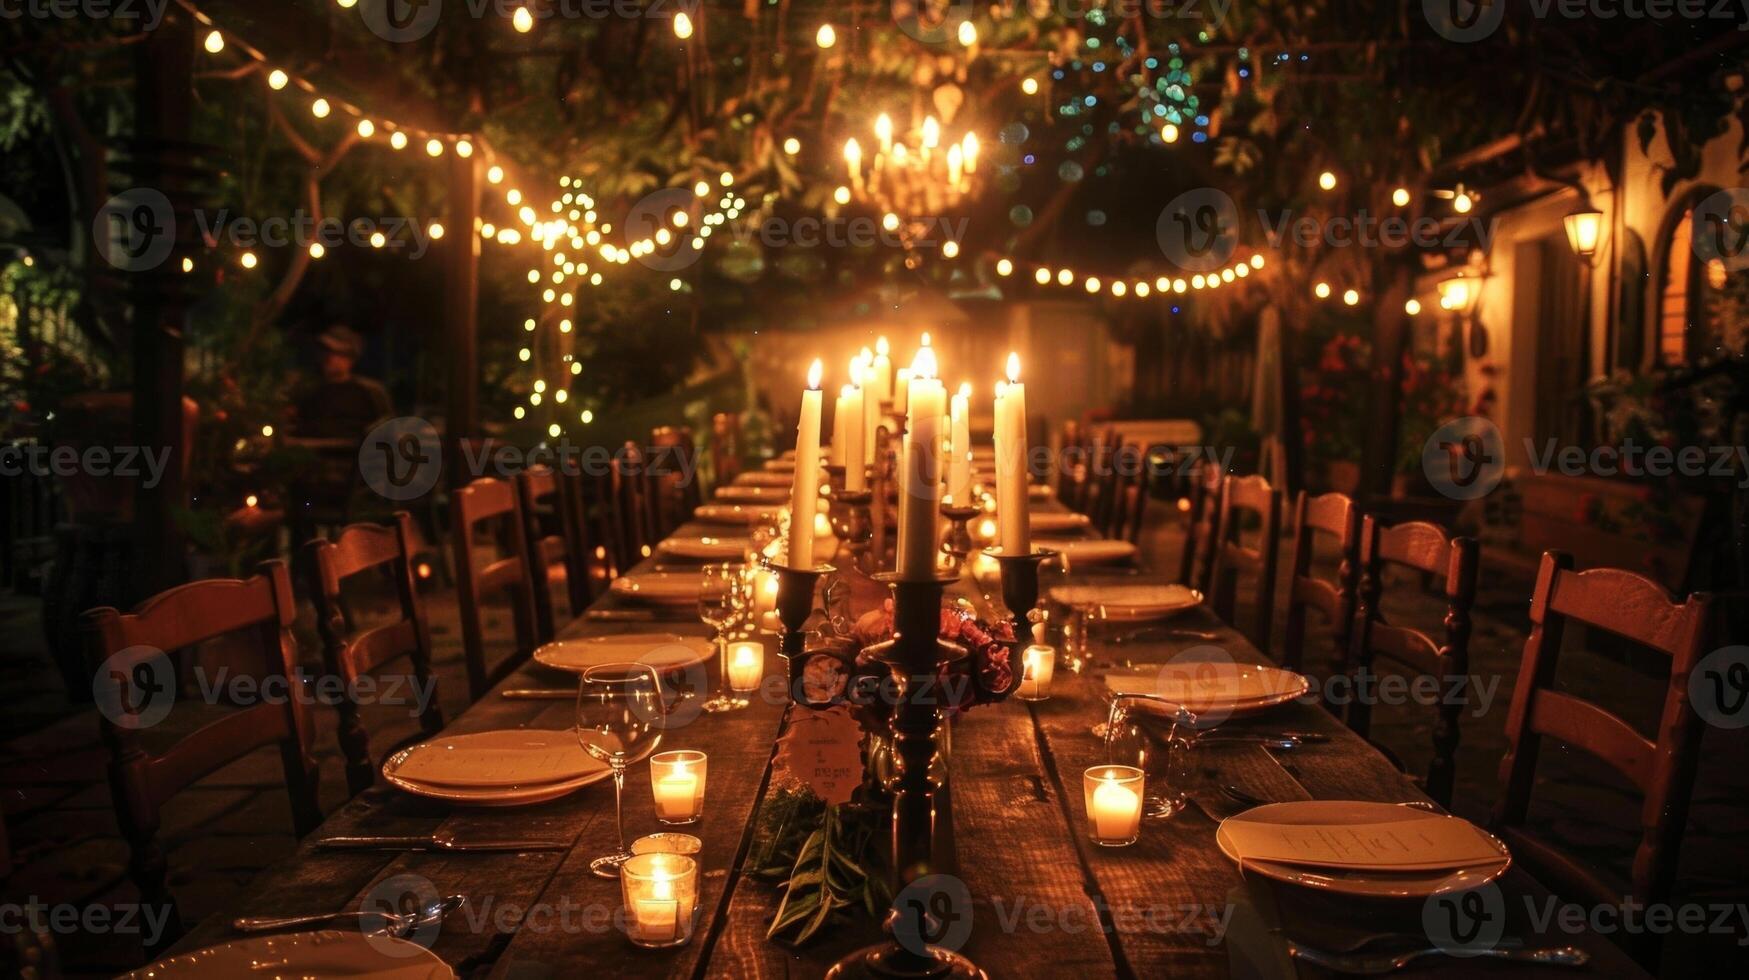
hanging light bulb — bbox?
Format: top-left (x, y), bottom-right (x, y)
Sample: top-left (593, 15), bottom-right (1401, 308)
top-left (1161, 123), bottom-right (1180, 143)
top-left (1250, 253), bottom-right (1265, 269)
top-left (1453, 190), bottom-right (1474, 214)
top-left (1057, 268), bottom-right (1073, 286)
top-left (389, 131), bottom-right (408, 150)
top-left (370, 231), bottom-right (387, 248)
top-left (203, 30), bottom-right (224, 54)
top-left (1034, 267), bottom-right (1051, 285)
top-left (957, 20), bottom-right (977, 46)
top-left (1342, 288), bottom-right (1361, 306)
top-left (996, 258), bottom-right (1013, 276)
top-left (816, 24), bottom-right (836, 48)
top-left (308, 242), bottom-right (326, 259)
top-left (833, 186), bottom-right (851, 205)
top-left (942, 241), bottom-right (960, 259)
top-left (1405, 298), bottom-right (1423, 315)
top-left (783, 137), bottom-right (801, 155)
top-left (512, 6), bottom-right (534, 32)
top-left (1313, 281), bottom-right (1331, 299)
top-left (428, 222), bottom-right (445, 240)
top-left (1318, 171), bottom-right (1338, 191)
top-left (1084, 276), bottom-right (1101, 293)
top-left (356, 119), bottom-right (375, 138)
top-left (1392, 187), bottom-right (1411, 208)
top-left (673, 11), bottom-right (693, 39)
top-left (240, 251), bottom-right (258, 269)
top-left (486, 165), bottom-right (504, 184)
top-left (311, 98), bottom-right (331, 118)
top-left (1021, 77), bottom-right (1039, 95)
top-left (454, 139), bottom-right (473, 158)
top-left (267, 69), bottom-right (289, 90)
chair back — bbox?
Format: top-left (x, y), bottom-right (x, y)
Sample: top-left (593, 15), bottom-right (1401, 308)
top-left (651, 425), bottom-right (703, 529)
top-left (451, 477), bottom-right (539, 700)
top-left (710, 411), bottom-right (742, 492)
top-left (1349, 517), bottom-right (1478, 807)
top-left (1210, 474), bottom-right (1283, 651)
top-left (83, 561), bottom-right (320, 948)
top-left (516, 467), bottom-right (586, 639)
top-left (1282, 492), bottom-right (1361, 674)
top-left (1179, 460), bottom-right (1224, 592)
top-left (1110, 445), bottom-right (1153, 544)
top-left (1493, 552), bottom-right (1714, 954)
top-left (306, 513), bottom-right (443, 797)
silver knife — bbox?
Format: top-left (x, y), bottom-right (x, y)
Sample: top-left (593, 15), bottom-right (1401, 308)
top-left (316, 834), bottom-right (570, 852)
top-left (501, 689), bottom-right (577, 700)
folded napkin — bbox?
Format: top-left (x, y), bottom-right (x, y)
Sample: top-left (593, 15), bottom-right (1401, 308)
top-left (1223, 815), bottom-right (1504, 872)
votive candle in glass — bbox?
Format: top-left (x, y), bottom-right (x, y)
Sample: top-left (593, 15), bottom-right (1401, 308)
top-left (1083, 765), bottom-right (1144, 846)
top-left (1016, 643), bottom-right (1055, 701)
top-left (649, 750), bottom-right (707, 825)
top-left (726, 640), bottom-right (764, 693)
top-left (621, 852), bottom-right (699, 948)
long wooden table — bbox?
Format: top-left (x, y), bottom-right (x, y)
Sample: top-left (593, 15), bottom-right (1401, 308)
top-left (174, 506), bottom-right (1648, 978)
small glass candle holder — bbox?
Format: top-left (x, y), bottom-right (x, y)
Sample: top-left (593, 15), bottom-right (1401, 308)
top-left (649, 750), bottom-right (707, 825)
top-left (1083, 765), bottom-right (1145, 847)
top-left (1016, 643), bottom-right (1056, 701)
top-left (631, 833), bottom-right (702, 858)
top-left (726, 640), bottom-right (764, 696)
top-left (620, 852), bottom-right (699, 948)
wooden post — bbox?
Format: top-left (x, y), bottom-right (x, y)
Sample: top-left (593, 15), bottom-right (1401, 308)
top-left (131, 9), bottom-right (194, 594)
top-left (1359, 261), bottom-right (1411, 510)
top-left (443, 148), bottom-right (480, 486)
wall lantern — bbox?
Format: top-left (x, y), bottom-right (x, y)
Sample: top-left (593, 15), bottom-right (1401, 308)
top-left (1563, 208), bottom-right (1605, 263)
top-left (1437, 274), bottom-right (1479, 315)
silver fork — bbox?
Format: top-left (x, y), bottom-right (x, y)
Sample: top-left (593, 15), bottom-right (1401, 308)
top-left (1286, 940), bottom-right (1588, 974)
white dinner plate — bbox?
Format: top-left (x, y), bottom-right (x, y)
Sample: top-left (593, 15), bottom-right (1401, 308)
top-left (1038, 538), bottom-right (1139, 567)
top-left (715, 485), bottom-right (789, 503)
top-left (657, 534), bottom-right (751, 560)
top-left (534, 632), bottom-right (714, 675)
top-left (694, 503), bottom-right (782, 524)
top-left (1216, 801), bottom-right (1512, 898)
top-left (1049, 583), bottom-right (1203, 622)
top-left (1104, 661), bottom-right (1309, 718)
top-left (1030, 511), bottom-right (1092, 533)
top-left (121, 930), bottom-right (455, 979)
top-left (733, 470), bottom-right (795, 487)
top-left (384, 729), bottom-right (610, 804)
top-left (610, 571), bottom-right (707, 605)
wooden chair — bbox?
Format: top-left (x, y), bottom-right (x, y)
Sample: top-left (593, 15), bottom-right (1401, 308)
top-left (1347, 517), bottom-right (1478, 807)
top-left (306, 512), bottom-right (444, 798)
top-left (1281, 491), bottom-right (1361, 675)
top-left (1109, 446), bottom-right (1154, 544)
top-left (451, 477), bottom-right (540, 700)
top-left (516, 467), bottom-right (589, 640)
top-left (1179, 460), bottom-right (1224, 593)
top-left (650, 425), bottom-right (702, 531)
top-left (84, 561), bottom-right (321, 948)
top-left (1493, 552), bottom-right (1714, 964)
top-left (613, 442), bottom-right (660, 564)
top-left (708, 412), bottom-right (742, 494)
top-left (1209, 474), bottom-right (1283, 651)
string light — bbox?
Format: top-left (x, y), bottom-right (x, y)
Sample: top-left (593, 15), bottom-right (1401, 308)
top-left (455, 139), bottom-right (473, 158)
top-left (1021, 77), bottom-right (1039, 95)
top-left (1342, 288), bottom-right (1360, 306)
top-left (957, 20), bottom-right (976, 46)
top-left (356, 119), bottom-right (374, 138)
top-left (267, 69), bottom-right (288, 90)
top-left (311, 98), bottom-right (330, 118)
top-left (1314, 282), bottom-right (1331, 299)
top-left (390, 131), bottom-right (408, 150)
top-left (1405, 298), bottom-right (1422, 315)
top-left (308, 242), bottom-right (325, 259)
top-left (1392, 187), bottom-right (1411, 207)
top-left (513, 6), bottom-right (534, 32)
top-left (996, 258), bottom-right (1013, 276)
top-left (240, 251), bottom-right (258, 268)
top-left (425, 138), bottom-right (444, 157)
top-left (673, 11), bottom-right (693, 39)
top-left (816, 24), bottom-right (836, 48)
top-left (203, 30), bottom-right (224, 53)
top-left (783, 137), bottom-right (801, 155)
top-left (1318, 171), bottom-right (1337, 191)
top-left (487, 165), bottom-right (504, 184)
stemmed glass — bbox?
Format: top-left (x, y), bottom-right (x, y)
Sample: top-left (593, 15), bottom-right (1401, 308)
top-left (1104, 696), bottom-right (1201, 819)
top-left (576, 662), bottom-right (667, 878)
top-left (697, 563), bottom-right (747, 712)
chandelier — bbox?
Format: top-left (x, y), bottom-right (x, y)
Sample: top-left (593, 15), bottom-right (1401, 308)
top-left (840, 112), bottom-right (980, 220)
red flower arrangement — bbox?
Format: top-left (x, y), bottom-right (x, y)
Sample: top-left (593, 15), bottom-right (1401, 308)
top-left (840, 600), bottom-right (1016, 730)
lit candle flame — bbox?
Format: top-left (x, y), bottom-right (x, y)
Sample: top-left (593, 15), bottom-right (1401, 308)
top-left (844, 138), bottom-right (861, 167)
top-left (922, 116), bottom-right (940, 149)
top-left (958, 382), bottom-right (971, 398)
top-left (848, 357), bottom-right (863, 386)
top-left (875, 113), bottom-right (892, 144)
top-left (920, 330), bottom-right (931, 347)
top-left (807, 358), bottom-right (822, 390)
top-left (876, 336), bottom-right (889, 356)
top-left (1006, 352), bottom-right (1021, 383)
top-left (912, 346), bottom-right (938, 381)
top-left (841, 383), bottom-right (856, 398)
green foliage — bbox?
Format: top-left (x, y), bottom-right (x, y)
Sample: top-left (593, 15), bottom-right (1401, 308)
top-left (752, 790), bottom-right (891, 947)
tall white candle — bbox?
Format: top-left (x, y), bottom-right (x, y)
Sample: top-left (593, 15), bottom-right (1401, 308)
top-left (893, 368), bottom-right (911, 419)
top-left (858, 348), bottom-right (878, 465)
top-left (871, 337), bottom-right (893, 407)
top-left (995, 352), bottom-right (1030, 555)
top-left (829, 390), bottom-right (846, 468)
top-left (948, 383), bottom-right (972, 505)
top-left (895, 347), bottom-right (945, 580)
top-left (787, 360), bottom-right (824, 568)
top-left (841, 382), bottom-right (866, 492)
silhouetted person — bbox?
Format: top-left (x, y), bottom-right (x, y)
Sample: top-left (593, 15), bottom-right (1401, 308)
top-left (293, 325), bottom-right (391, 439)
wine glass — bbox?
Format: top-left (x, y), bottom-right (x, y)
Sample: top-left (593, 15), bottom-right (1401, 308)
top-left (697, 563), bottom-right (746, 712)
top-left (576, 663), bottom-right (667, 877)
top-left (1104, 696), bottom-right (1200, 819)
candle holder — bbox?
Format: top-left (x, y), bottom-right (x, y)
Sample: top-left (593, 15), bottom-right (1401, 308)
top-left (825, 463), bottom-right (846, 493)
top-left (830, 488), bottom-right (876, 575)
top-left (982, 547), bottom-right (1056, 641)
top-left (828, 571), bottom-right (982, 980)
top-left (938, 504), bottom-right (980, 575)
top-left (769, 559), bottom-right (833, 676)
